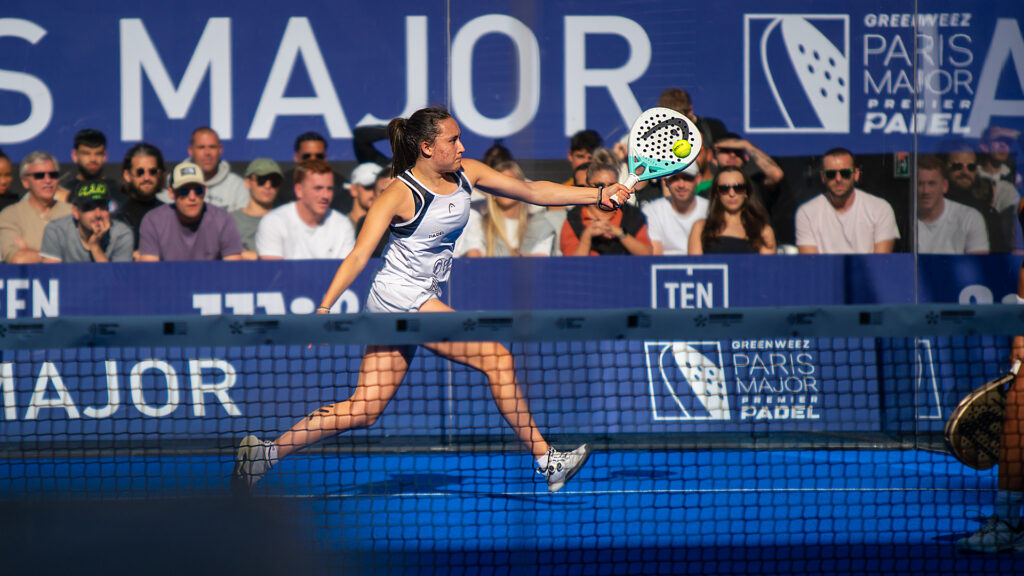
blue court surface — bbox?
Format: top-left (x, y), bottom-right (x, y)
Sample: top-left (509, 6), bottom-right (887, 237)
top-left (2, 448), bottom-right (1021, 575)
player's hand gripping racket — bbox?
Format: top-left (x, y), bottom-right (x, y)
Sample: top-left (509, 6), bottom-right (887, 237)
top-left (944, 360), bottom-right (1021, 470)
top-left (620, 107), bottom-right (702, 191)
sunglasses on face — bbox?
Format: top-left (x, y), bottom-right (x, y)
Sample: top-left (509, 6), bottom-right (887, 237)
top-left (823, 169), bottom-right (854, 180)
top-left (715, 147), bottom-right (744, 157)
top-left (949, 162), bottom-right (977, 172)
top-left (301, 153), bottom-right (326, 161)
top-left (173, 186), bottom-right (206, 198)
top-left (29, 171), bottom-right (60, 180)
top-left (255, 174), bottom-right (283, 187)
top-left (590, 181), bottom-right (617, 189)
top-left (134, 167), bottom-right (160, 177)
top-left (717, 183), bottom-right (748, 194)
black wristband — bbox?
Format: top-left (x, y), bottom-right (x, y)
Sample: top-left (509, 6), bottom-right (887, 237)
top-left (595, 185), bottom-right (604, 206)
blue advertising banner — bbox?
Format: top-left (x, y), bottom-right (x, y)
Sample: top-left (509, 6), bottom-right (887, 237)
top-left (1, 1), bottom-right (1021, 162)
top-left (0, 256), bottom-right (1018, 444)
top-left (0, 254), bottom-right (1016, 319)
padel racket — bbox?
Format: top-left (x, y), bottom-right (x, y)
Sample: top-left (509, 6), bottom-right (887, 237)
top-left (944, 360), bottom-right (1021, 470)
top-left (621, 107), bottom-right (702, 190)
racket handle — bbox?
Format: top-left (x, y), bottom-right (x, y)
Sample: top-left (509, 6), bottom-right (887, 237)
top-left (621, 173), bottom-right (639, 190)
top-left (1012, 360), bottom-right (1022, 376)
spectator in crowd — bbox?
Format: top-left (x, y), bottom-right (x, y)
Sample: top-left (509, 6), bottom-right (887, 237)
top-left (0, 151), bottom-right (73, 263)
top-left (180, 126), bottom-right (248, 212)
top-left (482, 140), bottom-right (514, 169)
top-left (916, 155), bottom-right (988, 255)
top-left (563, 129), bottom-right (603, 185)
top-left (255, 159), bottom-right (355, 260)
top-left (346, 162), bottom-right (384, 227)
top-left (57, 129), bottom-right (127, 210)
top-left (571, 161), bottom-right (589, 187)
top-left (657, 87), bottom-right (729, 150)
top-left (692, 144), bottom-right (715, 198)
top-left (795, 147), bottom-right (899, 254)
top-left (453, 206), bottom-right (485, 258)
top-left (712, 132), bottom-right (785, 213)
top-left (560, 162), bottom-right (652, 256)
top-left (276, 132), bottom-right (353, 214)
top-left (953, 142), bottom-right (1016, 249)
top-left (460, 161), bottom-right (552, 257)
top-left (138, 161), bottom-right (243, 261)
top-left (118, 143), bottom-right (167, 257)
top-left (688, 167), bottom-right (775, 254)
top-left (374, 168), bottom-right (393, 196)
top-left (979, 125), bottom-right (1021, 191)
top-left (944, 143), bottom-right (1016, 253)
top-left (643, 163), bottom-right (709, 255)
top-left (40, 180), bottom-right (133, 263)
top-left (232, 158), bottom-right (283, 260)
top-left (351, 168), bottom-right (393, 258)
top-left (0, 150), bottom-right (17, 212)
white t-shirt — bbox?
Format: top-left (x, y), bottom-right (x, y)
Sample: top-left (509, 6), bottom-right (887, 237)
top-left (454, 208), bottom-right (484, 257)
top-left (255, 202), bottom-right (355, 260)
top-left (795, 189), bottom-right (900, 254)
top-left (917, 199), bottom-right (989, 254)
top-left (642, 196), bottom-right (710, 255)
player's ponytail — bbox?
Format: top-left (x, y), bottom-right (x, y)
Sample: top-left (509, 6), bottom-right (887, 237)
top-left (388, 107), bottom-right (453, 177)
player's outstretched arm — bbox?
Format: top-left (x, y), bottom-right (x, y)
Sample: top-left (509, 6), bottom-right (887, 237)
top-left (462, 158), bottom-right (630, 210)
top-left (317, 180), bottom-right (409, 313)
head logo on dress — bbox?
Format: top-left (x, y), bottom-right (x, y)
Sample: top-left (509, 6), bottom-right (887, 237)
top-left (449, 202), bottom-right (456, 214)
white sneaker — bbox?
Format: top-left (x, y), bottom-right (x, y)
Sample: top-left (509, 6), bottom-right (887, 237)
top-left (955, 515), bottom-right (1024, 553)
top-left (539, 444), bottom-right (591, 493)
top-left (231, 435), bottom-right (274, 497)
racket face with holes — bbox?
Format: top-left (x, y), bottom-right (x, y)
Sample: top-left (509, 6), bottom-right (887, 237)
top-left (626, 107), bottom-right (702, 184)
top-left (944, 370), bottom-right (1016, 470)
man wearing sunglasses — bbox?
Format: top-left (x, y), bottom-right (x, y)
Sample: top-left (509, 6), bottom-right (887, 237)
top-left (945, 145), bottom-right (1017, 253)
top-left (795, 147), bottom-right (899, 254)
top-left (0, 151), bottom-right (73, 263)
top-left (642, 163), bottom-right (709, 255)
top-left (184, 126), bottom-right (248, 213)
top-left (137, 162), bottom-right (243, 262)
top-left (979, 125), bottom-right (1022, 192)
top-left (232, 158), bottom-right (283, 260)
top-left (712, 132), bottom-right (785, 210)
top-left (40, 180), bottom-right (133, 263)
top-left (118, 143), bottom-right (168, 258)
top-left (274, 132), bottom-right (353, 214)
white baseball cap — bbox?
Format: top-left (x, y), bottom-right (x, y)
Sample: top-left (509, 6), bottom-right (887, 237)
top-left (345, 162), bottom-right (384, 189)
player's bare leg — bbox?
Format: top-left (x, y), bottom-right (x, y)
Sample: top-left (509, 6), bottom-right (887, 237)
top-left (231, 345), bottom-right (411, 495)
top-left (419, 298), bottom-right (590, 492)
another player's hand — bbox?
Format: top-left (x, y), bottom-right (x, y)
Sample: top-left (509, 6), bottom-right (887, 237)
top-left (599, 183), bottom-right (633, 210)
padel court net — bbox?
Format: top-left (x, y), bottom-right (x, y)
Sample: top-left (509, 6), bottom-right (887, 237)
top-left (0, 305), bottom-right (1021, 575)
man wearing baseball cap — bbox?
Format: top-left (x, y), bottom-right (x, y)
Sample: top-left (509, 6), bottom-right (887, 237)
top-left (345, 162), bottom-right (383, 226)
top-left (232, 158), bottom-right (283, 259)
top-left (40, 180), bottom-right (134, 263)
top-left (137, 161), bottom-right (243, 261)
top-left (641, 162), bottom-right (708, 255)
